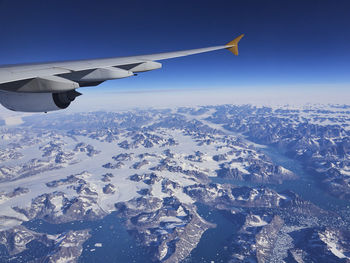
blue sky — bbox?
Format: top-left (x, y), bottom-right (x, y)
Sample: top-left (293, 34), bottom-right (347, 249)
top-left (0, 0), bottom-right (349, 97)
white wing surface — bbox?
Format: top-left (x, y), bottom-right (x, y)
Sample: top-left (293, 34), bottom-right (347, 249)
top-left (0, 34), bottom-right (244, 112)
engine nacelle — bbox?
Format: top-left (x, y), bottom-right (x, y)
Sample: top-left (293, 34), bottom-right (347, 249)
top-left (0, 90), bottom-right (81, 112)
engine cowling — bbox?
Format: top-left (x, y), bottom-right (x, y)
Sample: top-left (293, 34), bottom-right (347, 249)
top-left (0, 90), bottom-right (81, 112)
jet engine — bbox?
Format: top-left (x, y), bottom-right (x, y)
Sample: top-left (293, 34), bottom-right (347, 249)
top-left (0, 89), bottom-right (81, 112)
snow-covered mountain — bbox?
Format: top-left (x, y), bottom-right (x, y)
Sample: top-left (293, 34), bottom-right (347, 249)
top-left (0, 104), bottom-right (349, 262)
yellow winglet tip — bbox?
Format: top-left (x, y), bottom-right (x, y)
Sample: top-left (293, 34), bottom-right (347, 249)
top-left (225, 34), bottom-right (245, 56)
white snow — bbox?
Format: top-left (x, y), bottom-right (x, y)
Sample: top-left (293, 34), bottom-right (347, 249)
top-left (246, 215), bottom-right (268, 227)
top-left (319, 230), bottom-right (349, 259)
top-left (0, 108), bottom-right (307, 232)
top-left (159, 216), bottom-right (183, 223)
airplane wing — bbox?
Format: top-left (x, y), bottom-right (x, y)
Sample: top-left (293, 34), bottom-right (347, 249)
top-left (0, 34), bottom-right (244, 112)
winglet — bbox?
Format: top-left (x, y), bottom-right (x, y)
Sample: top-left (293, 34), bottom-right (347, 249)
top-left (225, 34), bottom-right (244, 56)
